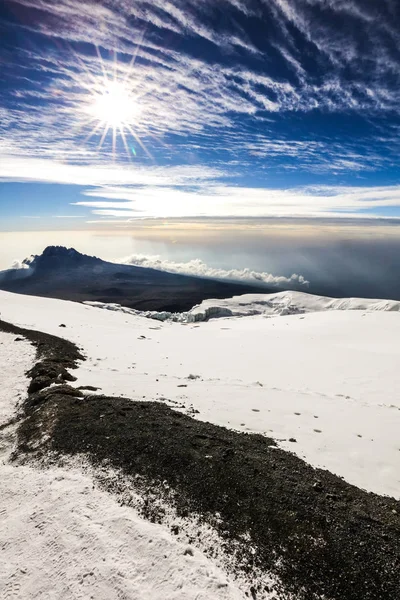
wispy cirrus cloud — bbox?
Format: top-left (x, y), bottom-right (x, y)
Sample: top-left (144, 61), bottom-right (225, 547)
top-left (4, 0), bottom-right (400, 144)
top-left (2, 0), bottom-right (400, 221)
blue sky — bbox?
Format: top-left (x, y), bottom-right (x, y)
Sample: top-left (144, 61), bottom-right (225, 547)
top-left (2, 0), bottom-right (400, 227)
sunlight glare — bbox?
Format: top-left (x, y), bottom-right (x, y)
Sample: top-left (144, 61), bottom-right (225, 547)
top-left (90, 81), bottom-right (140, 128)
top-left (78, 46), bottom-right (153, 161)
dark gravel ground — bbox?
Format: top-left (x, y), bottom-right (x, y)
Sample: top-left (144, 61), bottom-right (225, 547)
top-left (2, 319), bottom-right (399, 600)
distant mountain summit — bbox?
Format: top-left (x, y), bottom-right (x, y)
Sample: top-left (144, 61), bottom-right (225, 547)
top-left (0, 246), bottom-right (275, 312)
top-left (25, 246), bottom-right (103, 272)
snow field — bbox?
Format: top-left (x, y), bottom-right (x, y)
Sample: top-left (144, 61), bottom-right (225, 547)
top-left (84, 289), bottom-right (400, 322)
top-left (187, 290), bottom-right (400, 321)
top-left (0, 290), bottom-right (399, 498)
top-left (0, 328), bottom-right (246, 600)
top-left (0, 332), bottom-right (35, 442)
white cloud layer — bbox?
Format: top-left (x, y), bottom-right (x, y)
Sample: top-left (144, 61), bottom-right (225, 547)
top-left (74, 183), bottom-right (400, 219)
top-left (0, 156), bottom-right (221, 187)
top-left (118, 254), bottom-right (309, 287)
top-left (10, 259), bottom-right (30, 270)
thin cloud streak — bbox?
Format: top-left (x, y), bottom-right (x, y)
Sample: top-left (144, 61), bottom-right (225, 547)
top-left (0, 156), bottom-right (222, 187)
top-left (74, 183), bottom-right (400, 219)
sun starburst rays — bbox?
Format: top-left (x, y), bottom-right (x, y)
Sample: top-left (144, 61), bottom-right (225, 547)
top-left (75, 46), bottom-right (152, 162)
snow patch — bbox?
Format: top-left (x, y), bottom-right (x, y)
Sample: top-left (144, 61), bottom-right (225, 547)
top-left (0, 332), bottom-right (35, 460)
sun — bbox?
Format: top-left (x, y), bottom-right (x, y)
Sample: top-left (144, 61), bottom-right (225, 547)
top-left (85, 78), bottom-right (144, 159)
top-left (78, 49), bottom-right (151, 161)
top-left (90, 81), bottom-right (140, 129)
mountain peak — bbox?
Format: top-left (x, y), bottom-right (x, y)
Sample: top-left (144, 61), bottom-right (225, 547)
top-left (42, 246), bottom-right (80, 257)
top-left (26, 246), bottom-right (102, 271)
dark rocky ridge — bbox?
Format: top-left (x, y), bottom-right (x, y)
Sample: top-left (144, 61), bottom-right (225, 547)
top-left (0, 246), bottom-right (276, 312)
top-left (2, 318), bottom-right (399, 600)
top-left (24, 245), bottom-right (103, 272)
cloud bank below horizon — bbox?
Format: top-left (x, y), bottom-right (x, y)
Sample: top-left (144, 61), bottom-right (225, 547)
top-left (117, 254), bottom-right (309, 288)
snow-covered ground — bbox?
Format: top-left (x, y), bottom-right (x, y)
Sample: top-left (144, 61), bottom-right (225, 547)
top-left (0, 332), bottom-right (35, 461)
top-left (0, 332), bottom-right (35, 433)
top-left (0, 331), bottom-right (246, 599)
top-left (187, 290), bottom-right (400, 320)
top-left (85, 289), bottom-right (400, 323)
top-left (0, 290), bottom-right (399, 499)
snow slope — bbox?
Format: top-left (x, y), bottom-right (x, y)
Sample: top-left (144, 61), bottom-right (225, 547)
top-left (0, 332), bottom-right (35, 437)
top-left (187, 290), bottom-right (400, 321)
top-left (0, 290), bottom-right (399, 499)
top-left (0, 332), bottom-right (246, 599)
top-left (85, 289), bottom-right (400, 322)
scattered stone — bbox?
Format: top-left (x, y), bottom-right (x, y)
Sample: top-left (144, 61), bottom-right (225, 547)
top-left (59, 324), bottom-right (66, 328)
top-left (77, 385), bottom-right (100, 392)
top-left (171, 525), bottom-right (179, 535)
top-left (289, 438), bottom-right (297, 443)
top-left (28, 376), bottom-right (53, 394)
top-left (45, 385), bottom-right (84, 398)
top-left (326, 493), bottom-right (338, 501)
top-left (26, 385), bottom-right (84, 409)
